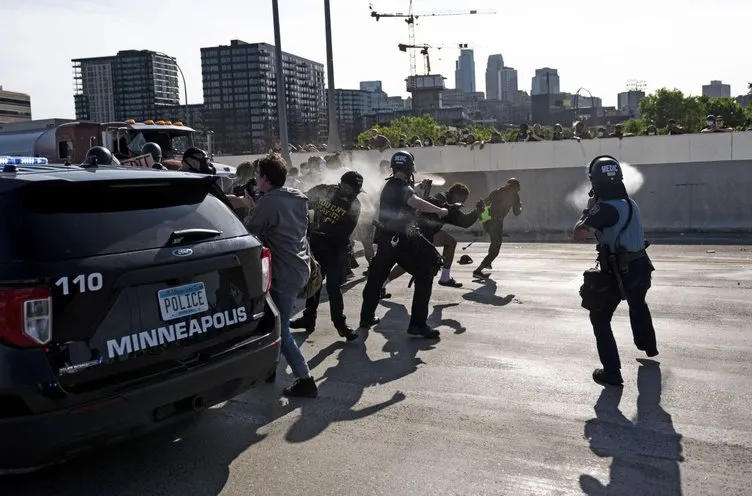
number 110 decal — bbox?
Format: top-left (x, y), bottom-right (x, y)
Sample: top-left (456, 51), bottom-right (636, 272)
top-left (55, 273), bottom-right (104, 295)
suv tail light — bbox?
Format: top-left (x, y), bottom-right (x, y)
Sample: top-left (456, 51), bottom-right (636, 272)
top-left (0, 287), bottom-right (53, 347)
top-left (260, 247), bottom-right (272, 293)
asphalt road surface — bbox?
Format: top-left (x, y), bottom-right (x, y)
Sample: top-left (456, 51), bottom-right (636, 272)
top-left (7, 243), bottom-right (752, 496)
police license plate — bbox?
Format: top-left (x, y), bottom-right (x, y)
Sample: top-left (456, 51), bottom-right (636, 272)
top-left (157, 282), bottom-right (209, 321)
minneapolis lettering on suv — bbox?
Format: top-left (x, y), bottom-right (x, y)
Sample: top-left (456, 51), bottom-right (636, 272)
top-left (106, 306), bottom-right (247, 359)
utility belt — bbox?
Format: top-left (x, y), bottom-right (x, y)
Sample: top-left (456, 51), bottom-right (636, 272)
top-left (374, 220), bottom-right (443, 280)
top-left (597, 247), bottom-right (647, 274)
top-left (580, 246), bottom-right (648, 311)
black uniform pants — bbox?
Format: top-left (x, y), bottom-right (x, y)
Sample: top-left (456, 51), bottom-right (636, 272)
top-left (480, 219), bottom-right (504, 268)
top-left (360, 231), bottom-right (440, 328)
top-left (589, 256), bottom-right (657, 372)
top-left (304, 235), bottom-right (347, 326)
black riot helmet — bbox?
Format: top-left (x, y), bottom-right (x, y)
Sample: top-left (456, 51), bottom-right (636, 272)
top-left (588, 155), bottom-right (628, 200)
top-left (588, 155), bottom-right (623, 184)
top-left (83, 146), bottom-right (119, 166)
top-left (390, 150), bottom-right (415, 175)
top-left (142, 142), bottom-right (162, 163)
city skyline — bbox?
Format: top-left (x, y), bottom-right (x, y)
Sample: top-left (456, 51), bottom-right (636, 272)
top-left (1, 0), bottom-right (749, 119)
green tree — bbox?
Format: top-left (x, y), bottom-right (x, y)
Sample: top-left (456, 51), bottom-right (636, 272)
top-left (358, 115), bottom-right (499, 146)
top-left (638, 88), bottom-right (706, 132)
top-left (701, 97), bottom-right (748, 129)
top-left (621, 118), bottom-right (647, 135)
top-left (358, 115), bottom-right (447, 146)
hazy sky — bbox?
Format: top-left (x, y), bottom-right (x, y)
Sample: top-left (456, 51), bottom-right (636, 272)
top-left (1, 0), bottom-right (749, 119)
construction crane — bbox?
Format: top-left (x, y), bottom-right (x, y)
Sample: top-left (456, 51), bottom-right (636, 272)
top-left (369, 1), bottom-right (495, 76)
top-left (397, 43), bottom-right (470, 75)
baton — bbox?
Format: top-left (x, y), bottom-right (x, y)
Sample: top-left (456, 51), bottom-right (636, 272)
top-left (607, 254), bottom-right (628, 300)
top-left (462, 239), bottom-right (476, 250)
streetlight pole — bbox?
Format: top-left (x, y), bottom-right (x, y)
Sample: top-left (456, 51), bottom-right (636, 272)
top-left (272, 0), bottom-right (292, 166)
top-left (324, 0), bottom-right (341, 151)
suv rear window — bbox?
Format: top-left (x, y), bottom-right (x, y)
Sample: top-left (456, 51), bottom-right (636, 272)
top-left (0, 177), bottom-right (248, 261)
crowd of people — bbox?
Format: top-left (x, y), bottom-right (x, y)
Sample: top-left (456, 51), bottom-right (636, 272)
top-left (223, 148), bottom-right (657, 397)
top-left (81, 141), bottom-right (659, 394)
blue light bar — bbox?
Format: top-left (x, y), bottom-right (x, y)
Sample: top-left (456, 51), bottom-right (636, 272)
top-left (0, 156), bottom-right (49, 165)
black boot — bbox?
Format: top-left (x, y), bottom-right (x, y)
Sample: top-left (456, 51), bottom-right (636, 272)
top-left (592, 368), bottom-right (624, 387)
top-left (407, 324), bottom-right (440, 339)
top-left (290, 315), bottom-right (316, 333)
top-left (334, 322), bottom-right (359, 342)
top-left (282, 377), bottom-right (318, 398)
top-left (359, 317), bottom-right (381, 329)
top-left (379, 288), bottom-right (392, 299)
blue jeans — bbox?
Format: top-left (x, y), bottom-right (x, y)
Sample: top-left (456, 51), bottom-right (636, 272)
top-left (270, 289), bottom-right (311, 379)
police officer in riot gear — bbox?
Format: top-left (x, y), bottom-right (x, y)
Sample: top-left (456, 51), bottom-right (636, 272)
top-left (382, 182), bottom-right (485, 291)
top-left (83, 146), bottom-right (120, 166)
top-left (180, 147), bottom-right (216, 175)
top-left (141, 142), bottom-right (166, 169)
top-left (359, 151), bottom-right (449, 339)
top-left (574, 155), bottom-right (658, 387)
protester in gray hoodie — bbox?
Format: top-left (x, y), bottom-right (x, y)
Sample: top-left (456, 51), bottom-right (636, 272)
top-left (244, 153), bottom-right (318, 398)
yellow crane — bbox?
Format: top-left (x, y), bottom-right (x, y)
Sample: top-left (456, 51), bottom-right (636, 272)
top-left (369, 1), bottom-right (495, 76)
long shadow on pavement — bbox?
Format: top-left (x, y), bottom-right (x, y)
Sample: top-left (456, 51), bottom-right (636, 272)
top-left (462, 278), bottom-right (515, 307)
top-left (284, 300), bottom-right (438, 443)
top-left (580, 359), bottom-right (684, 496)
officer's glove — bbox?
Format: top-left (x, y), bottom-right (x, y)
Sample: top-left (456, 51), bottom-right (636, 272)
top-left (474, 200), bottom-right (485, 214)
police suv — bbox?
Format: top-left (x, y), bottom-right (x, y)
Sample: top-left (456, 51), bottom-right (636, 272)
top-left (0, 156), bottom-right (281, 473)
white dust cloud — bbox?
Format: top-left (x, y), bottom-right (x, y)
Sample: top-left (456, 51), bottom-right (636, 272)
top-left (566, 162), bottom-right (645, 211)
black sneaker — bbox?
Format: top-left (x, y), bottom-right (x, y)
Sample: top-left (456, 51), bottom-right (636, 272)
top-left (472, 269), bottom-right (490, 279)
top-left (438, 278), bottom-right (462, 288)
top-left (407, 325), bottom-right (440, 339)
top-left (290, 316), bottom-right (316, 333)
top-left (359, 317), bottom-right (381, 329)
top-left (282, 377), bottom-right (318, 398)
top-left (335, 323), bottom-right (359, 342)
top-left (592, 368), bottom-right (624, 387)
top-left (379, 288), bottom-right (392, 299)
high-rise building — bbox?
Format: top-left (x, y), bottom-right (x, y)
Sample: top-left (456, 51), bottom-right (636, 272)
top-left (454, 49), bottom-right (476, 93)
top-left (73, 50), bottom-right (180, 122)
top-left (485, 54), bottom-right (504, 100)
top-left (200, 40), bottom-right (325, 154)
top-left (0, 85), bottom-right (32, 123)
top-left (702, 80), bottom-right (731, 98)
top-left (499, 67), bottom-right (518, 103)
top-left (617, 90), bottom-right (645, 118)
top-left (331, 89), bottom-right (368, 144)
top-left (531, 68), bottom-right (560, 95)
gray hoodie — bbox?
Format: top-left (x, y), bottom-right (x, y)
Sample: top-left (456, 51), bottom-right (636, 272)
top-left (245, 187), bottom-right (311, 294)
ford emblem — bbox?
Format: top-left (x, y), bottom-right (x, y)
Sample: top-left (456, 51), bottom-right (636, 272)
top-left (172, 248), bottom-right (194, 257)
